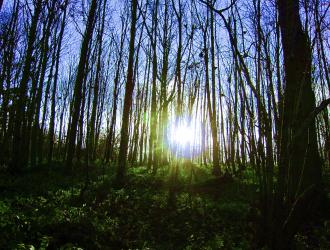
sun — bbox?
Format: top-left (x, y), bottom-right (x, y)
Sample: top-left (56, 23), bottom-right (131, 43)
top-left (170, 124), bottom-right (195, 146)
top-left (166, 117), bottom-right (204, 159)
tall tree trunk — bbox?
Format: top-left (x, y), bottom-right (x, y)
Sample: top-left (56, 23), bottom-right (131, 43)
top-left (0, 0), bottom-right (20, 165)
top-left (31, 1), bottom-right (57, 166)
top-left (103, 16), bottom-right (127, 163)
top-left (66, 0), bottom-right (97, 169)
top-left (117, 0), bottom-right (138, 182)
top-left (11, 0), bottom-right (42, 171)
top-left (209, 0), bottom-right (221, 175)
top-left (148, 0), bottom-right (159, 171)
top-left (89, 0), bottom-right (107, 163)
top-left (48, 0), bottom-right (68, 164)
top-left (275, 0), bottom-right (324, 248)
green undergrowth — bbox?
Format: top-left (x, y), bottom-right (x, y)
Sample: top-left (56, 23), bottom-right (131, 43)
top-left (0, 163), bottom-right (329, 249)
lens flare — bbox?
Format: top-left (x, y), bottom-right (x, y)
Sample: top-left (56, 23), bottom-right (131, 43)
top-left (167, 117), bottom-right (204, 159)
top-left (170, 124), bottom-right (195, 146)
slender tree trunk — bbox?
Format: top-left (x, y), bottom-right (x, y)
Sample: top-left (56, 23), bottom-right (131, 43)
top-left (48, 0), bottom-right (68, 164)
top-left (117, 0), bottom-right (138, 182)
top-left (31, 2), bottom-right (56, 166)
top-left (0, 0), bottom-right (20, 165)
top-left (66, 0), bottom-right (98, 169)
top-left (11, 0), bottom-right (42, 171)
top-left (104, 16), bottom-right (127, 163)
top-left (148, 0), bottom-right (159, 171)
top-left (89, 0), bottom-right (107, 163)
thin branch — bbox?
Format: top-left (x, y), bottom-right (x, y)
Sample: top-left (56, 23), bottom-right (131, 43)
top-left (199, 0), bottom-right (238, 14)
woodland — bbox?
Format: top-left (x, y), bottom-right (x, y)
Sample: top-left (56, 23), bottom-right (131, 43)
top-left (0, 0), bottom-right (330, 249)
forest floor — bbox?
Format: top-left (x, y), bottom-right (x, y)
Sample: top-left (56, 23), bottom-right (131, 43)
top-left (0, 163), bottom-right (329, 249)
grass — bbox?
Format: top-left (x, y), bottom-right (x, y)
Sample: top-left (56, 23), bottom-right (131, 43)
top-left (0, 163), bottom-right (329, 249)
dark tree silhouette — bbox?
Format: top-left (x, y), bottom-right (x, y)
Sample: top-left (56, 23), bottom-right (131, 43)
top-left (66, 0), bottom-right (98, 169)
top-left (117, 0), bottom-right (138, 182)
top-left (275, 0), bottom-right (325, 248)
top-left (11, 0), bottom-right (43, 171)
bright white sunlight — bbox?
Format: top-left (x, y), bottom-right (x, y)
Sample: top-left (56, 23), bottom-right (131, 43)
top-left (169, 123), bottom-right (195, 146)
top-left (167, 116), bottom-right (204, 159)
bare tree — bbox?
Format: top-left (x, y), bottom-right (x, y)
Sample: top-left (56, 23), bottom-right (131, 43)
top-left (117, 0), bottom-right (138, 182)
top-left (66, 0), bottom-right (98, 169)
